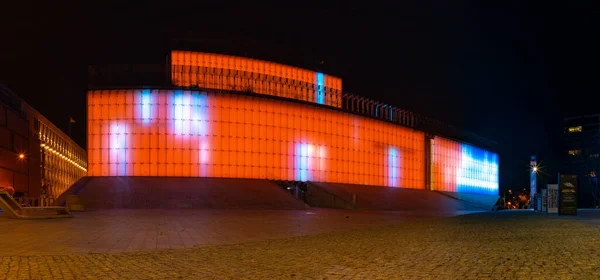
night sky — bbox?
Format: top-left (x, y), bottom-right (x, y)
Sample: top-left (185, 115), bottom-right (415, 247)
top-left (1, 1), bottom-right (598, 193)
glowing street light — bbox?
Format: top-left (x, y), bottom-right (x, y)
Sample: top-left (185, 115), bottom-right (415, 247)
top-left (530, 156), bottom-right (538, 210)
top-left (18, 153), bottom-right (25, 160)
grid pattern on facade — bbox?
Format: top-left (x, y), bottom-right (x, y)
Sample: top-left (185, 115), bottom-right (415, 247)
top-left (171, 51), bottom-right (343, 108)
top-left (87, 89), bottom-right (426, 188)
top-left (432, 136), bottom-right (499, 196)
top-left (33, 118), bottom-right (87, 197)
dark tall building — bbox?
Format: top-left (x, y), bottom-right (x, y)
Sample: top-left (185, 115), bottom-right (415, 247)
top-left (563, 114), bottom-right (600, 208)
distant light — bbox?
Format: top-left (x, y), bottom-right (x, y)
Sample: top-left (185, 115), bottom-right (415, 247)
top-left (533, 166), bottom-right (538, 172)
top-left (18, 153), bottom-right (25, 159)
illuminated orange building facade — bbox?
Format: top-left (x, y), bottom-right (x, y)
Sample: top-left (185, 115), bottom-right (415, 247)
top-left (170, 51), bottom-right (343, 108)
top-left (87, 51), bottom-right (499, 196)
top-left (88, 89), bottom-right (425, 188)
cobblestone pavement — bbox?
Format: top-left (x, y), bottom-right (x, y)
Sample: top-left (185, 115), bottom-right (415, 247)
top-left (0, 209), bottom-right (460, 256)
top-left (2, 210), bottom-right (600, 279)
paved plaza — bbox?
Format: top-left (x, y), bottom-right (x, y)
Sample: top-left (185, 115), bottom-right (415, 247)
top-left (2, 210), bottom-right (600, 279)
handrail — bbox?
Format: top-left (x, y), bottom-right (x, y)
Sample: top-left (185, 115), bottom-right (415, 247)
top-left (306, 182), bottom-right (356, 210)
top-left (13, 196), bottom-right (56, 207)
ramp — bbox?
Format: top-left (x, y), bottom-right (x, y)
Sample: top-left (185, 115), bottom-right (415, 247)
top-left (55, 177), bottom-right (91, 207)
top-left (0, 192), bottom-right (73, 219)
top-left (437, 191), bottom-right (501, 211)
top-left (59, 177), bottom-right (310, 210)
top-left (309, 182), bottom-right (488, 213)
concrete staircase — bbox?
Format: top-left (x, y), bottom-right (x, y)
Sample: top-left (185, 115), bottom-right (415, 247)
top-left (57, 177), bottom-right (310, 210)
top-left (309, 182), bottom-right (491, 213)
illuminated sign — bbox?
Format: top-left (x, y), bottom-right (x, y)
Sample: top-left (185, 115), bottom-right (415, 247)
top-left (559, 174), bottom-right (577, 215)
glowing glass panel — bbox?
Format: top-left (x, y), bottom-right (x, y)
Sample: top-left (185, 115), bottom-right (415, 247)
top-left (388, 147), bottom-right (400, 187)
top-left (456, 144), bottom-right (499, 195)
top-left (170, 51), bottom-right (343, 108)
top-left (171, 90), bottom-right (208, 136)
top-left (109, 122), bottom-right (129, 176)
top-left (294, 143), bottom-right (328, 182)
top-left (88, 89), bottom-right (425, 188)
top-left (316, 73), bottom-right (325, 105)
top-left (141, 89), bottom-right (152, 124)
top-left (432, 136), bottom-right (498, 195)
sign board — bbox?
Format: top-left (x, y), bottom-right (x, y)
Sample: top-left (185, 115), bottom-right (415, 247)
top-left (547, 184), bottom-right (558, 214)
top-left (559, 174), bottom-right (577, 215)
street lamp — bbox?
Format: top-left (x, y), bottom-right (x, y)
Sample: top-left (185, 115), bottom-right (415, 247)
top-left (530, 156), bottom-right (538, 210)
top-left (18, 153), bottom-right (25, 160)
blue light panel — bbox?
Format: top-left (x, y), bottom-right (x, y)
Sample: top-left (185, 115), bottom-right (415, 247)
top-left (316, 73), bottom-right (325, 105)
top-left (388, 147), bottom-right (400, 187)
top-left (456, 144), bottom-right (499, 196)
top-left (141, 89), bottom-right (152, 124)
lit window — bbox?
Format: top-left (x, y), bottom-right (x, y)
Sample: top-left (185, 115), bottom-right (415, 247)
top-left (591, 171), bottom-right (597, 177)
top-left (568, 126), bottom-right (582, 133)
top-left (568, 150), bottom-right (581, 155)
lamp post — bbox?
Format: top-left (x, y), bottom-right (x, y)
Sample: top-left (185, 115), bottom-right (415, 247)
top-left (530, 156), bottom-right (538, 209)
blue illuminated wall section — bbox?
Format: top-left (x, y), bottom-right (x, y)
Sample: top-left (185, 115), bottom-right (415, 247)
top-left (141, 89), bottom-right (152, 124)
top-left (316, 72), bottom-right (325, 105)
top-left (171, 90), bottom-right (209, 137)
top-left (388, 147), bottom-right (400, 187)
top-left (432, 136), bottom-right (499, 196)
top-left (456, 143), bottom-right (499, 196)
top-left (295, 143), bottom-right (327, 182)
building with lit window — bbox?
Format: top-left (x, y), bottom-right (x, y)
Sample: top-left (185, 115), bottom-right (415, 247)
top-left (23, 104), bottom-right (88, 198)
top-left (0, 85), bottom-right (87, 201)
top-left (84, 50), bottom-right (500, 207)
top-left (563, 115), bottom-right (600, 208)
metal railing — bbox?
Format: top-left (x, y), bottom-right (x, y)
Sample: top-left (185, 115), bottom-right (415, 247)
top-left (305, 182), bottom-right (356, 210)
top-left (271, 179), bottom-right (308, 203)
top-left (13, 196), bottom-right (56, 207)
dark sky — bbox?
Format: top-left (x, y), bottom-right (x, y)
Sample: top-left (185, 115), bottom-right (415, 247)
top-left (1, 1), bottom-right (599, 192)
